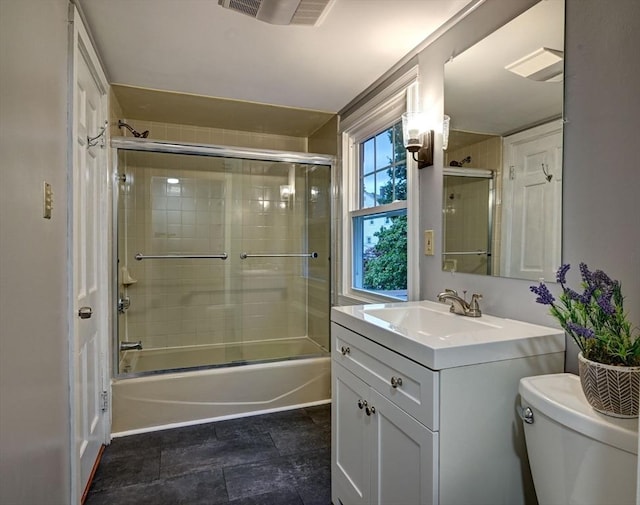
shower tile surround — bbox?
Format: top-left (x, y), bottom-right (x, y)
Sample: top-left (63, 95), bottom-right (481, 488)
top-left (443, 176), bottom-right (491, 274)
top-left (118, 151), bottom-right (330, 356)
top-left (111, 88), bottom-right (334, 369)
top-left (444, 136), bottom-right (504, 274)
top-left (85, 404), bottom-right (331, 505)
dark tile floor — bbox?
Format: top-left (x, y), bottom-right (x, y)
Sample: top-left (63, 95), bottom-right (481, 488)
top-left (85, 404), bottom-right (331, 505)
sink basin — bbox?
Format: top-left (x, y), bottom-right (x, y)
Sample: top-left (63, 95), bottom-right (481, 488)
top-left (331, 300), bottom-right (565, 369)
top-left (364, 306), bottom-right (501, 336)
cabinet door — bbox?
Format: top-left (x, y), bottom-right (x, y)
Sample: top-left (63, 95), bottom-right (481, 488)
top-left (369, 389), bottom-right (438, 505)
top-left (332, 363), bottom-right (371, 505)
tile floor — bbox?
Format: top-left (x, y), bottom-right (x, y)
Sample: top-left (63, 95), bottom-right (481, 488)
top-left (85, 404), bottom-right (331, 505)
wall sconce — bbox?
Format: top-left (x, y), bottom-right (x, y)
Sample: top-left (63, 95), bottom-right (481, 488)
top-left (401, 112), bottom-right (434, 169)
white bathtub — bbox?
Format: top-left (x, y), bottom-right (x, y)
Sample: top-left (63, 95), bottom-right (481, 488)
top-left (111, 356), bottom-right (331, 435)
top-left (118, 337), bottom-right (325, 374)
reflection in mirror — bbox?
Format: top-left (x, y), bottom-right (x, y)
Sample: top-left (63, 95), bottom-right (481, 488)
top-left (443, 0), bottom-right (564, 281)
top-left (443, 168), bottom-right (494, 275)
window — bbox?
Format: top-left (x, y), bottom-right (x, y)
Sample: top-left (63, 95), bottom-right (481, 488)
top-left (340, 74), bottom-right (419, 304)
top-left (352, 122), bottom-right (408, 300)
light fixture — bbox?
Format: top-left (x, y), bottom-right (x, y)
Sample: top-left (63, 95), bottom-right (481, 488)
top-left (505, 47), bottom-right (564, 82)
top-left (280, 184), bottom-right (293, 199)
top-left (401, 112), bottom-right (434, 169)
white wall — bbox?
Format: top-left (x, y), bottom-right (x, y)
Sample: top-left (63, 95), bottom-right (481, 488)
top-left (417, 0), bottom-right (640, 373)
top-left (0, 1), bottom-right (72, 503)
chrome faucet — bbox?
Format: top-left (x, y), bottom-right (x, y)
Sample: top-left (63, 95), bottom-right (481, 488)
top-left (437, 289), bottom-right (483, 317)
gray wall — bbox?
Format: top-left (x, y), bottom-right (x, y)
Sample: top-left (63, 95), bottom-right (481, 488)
top-left (418, 0), bottom-right (640, 373)
top-left (0, 0), bottom-right (72, 503)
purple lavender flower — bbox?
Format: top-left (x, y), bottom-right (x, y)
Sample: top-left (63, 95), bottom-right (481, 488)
top-left (564, 288), bottom-right (582, 301)
top-left (566, 322), bottom-right (595, 339)
top-left (528, 262), bottom-right (638, 366)
top-left (579, 285), bottom-right (596, 305)
top-left (579, 262), bottom-right (593, 285)
top-left (530, 283), bottom-right (555, 305)
top-left (597, 288), bottom-right (616, 315)
top-left (556, 264), bottom-right (570, 285)
top-left (593, 269), bottom-right (613, 288)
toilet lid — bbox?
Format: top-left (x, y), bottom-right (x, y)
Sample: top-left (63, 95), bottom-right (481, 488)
top-left (519, 373), bottom-right (638, 454)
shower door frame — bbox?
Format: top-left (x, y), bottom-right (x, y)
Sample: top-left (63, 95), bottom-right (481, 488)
top-left (110, 138), bottom-right (336, 378)
top-left (442, 167), bottom-right (495, 275)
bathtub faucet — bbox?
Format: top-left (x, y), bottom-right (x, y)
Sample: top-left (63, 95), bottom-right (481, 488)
top-left (120, 341), bottom-right (143, 351)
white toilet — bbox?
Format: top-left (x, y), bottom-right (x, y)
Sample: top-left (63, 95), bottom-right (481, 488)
top-left (519, 373), bottom-right (638, 505)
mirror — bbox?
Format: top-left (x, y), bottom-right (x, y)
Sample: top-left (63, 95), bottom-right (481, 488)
top-left (443, 0), bottom-right (564, 281)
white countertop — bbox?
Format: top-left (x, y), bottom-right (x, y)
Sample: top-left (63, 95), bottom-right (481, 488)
top-left (331, 300), bottom-right (565, 370)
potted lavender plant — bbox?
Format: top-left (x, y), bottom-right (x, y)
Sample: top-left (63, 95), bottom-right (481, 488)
top-left (530, 263), bottom-right (640, 417)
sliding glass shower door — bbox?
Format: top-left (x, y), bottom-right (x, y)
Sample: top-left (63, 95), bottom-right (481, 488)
top-left (115, 148), bottom-right (331, 375)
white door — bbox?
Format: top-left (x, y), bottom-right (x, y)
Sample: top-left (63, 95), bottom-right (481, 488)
top-left (502, 121), bottom-right (563, 281)
top-left (369, 390), bottom-right (438, 505)
top-left (71, 9), bottom-right (110, 501)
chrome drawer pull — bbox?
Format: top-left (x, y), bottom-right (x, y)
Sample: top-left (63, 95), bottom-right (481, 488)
top-left (340, 346), bottom-right (351, 356)
top-left (357, 399), bottom-right (367, 409)
top-left (390, 376), bottom-right (403, 388)
top-left (366, 405), bottom-right (375, 416)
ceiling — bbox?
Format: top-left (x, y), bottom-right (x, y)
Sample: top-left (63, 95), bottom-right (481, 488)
top-left (76, 0), bottom-right (473, 121)
top-left (444, 0), bottom-right (564, 138)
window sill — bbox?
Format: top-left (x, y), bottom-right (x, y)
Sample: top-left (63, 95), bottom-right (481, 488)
top-left (336, 289), bottom-right (406, 308)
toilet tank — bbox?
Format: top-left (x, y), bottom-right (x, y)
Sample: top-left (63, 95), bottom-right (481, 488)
top-left (519, 373), bottom-right (638, 505)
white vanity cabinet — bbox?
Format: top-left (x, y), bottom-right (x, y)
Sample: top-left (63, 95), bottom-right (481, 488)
top-left (332, 323), bottom-right (438, 505)
top-left (330, 301), bottom-right (565, 505)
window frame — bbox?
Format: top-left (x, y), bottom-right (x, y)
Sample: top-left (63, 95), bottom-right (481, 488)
top-left (339, 74), bottom-right (420, 304)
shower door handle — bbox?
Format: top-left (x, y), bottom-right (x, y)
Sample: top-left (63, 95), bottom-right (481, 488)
top-left (240, 252), bottom-right (318, 259)
top-left (78, 306), bottom-right (93, 319)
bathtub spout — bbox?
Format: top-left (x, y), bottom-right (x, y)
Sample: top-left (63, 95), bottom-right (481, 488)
top-left (120, 341), bottom-right (143, 351)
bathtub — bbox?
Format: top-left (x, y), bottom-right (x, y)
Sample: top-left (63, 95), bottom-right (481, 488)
top-left (111, 355), bottom-right (331, 435)
top-left (118, 337), bottom-right (325, 374)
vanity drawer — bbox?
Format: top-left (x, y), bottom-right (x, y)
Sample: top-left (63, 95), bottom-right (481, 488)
top-left (332, 322), bottom-right (439, 431)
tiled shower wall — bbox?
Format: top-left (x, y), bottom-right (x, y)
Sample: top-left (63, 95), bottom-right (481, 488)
top-left (442, 176), bottom-right (491, 274)
top-left (444, 136), bottom-right (503, 274)
top-left (117, 151), bottom-right (330, 353)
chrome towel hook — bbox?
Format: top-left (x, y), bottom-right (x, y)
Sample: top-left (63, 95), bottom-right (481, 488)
top-left (87, 120), bottom-right (108, 148)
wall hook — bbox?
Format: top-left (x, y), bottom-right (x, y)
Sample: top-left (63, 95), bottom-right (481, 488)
top-left (542, 163), bottom-right (553, 182)
top-left (87, 120), bottom-right (108, 148)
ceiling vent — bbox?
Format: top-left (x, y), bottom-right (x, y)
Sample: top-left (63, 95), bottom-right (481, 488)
top-left (505, 47), bottom-right (564, 82)
top-left (218, 0), bottom-right (334, 26)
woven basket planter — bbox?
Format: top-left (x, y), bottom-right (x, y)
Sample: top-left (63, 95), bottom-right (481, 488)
top-left (578, 352), bottom-right (640, 418)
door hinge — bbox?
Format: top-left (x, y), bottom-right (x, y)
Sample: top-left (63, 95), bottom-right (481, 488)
top-left (509, 165), bottom-right (516, 180)
top-left (100, 391), bottom-right (109, 412)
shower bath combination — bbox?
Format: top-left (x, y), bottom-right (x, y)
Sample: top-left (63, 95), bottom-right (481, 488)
top-left (111, 137), bottom-right (334, 433)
